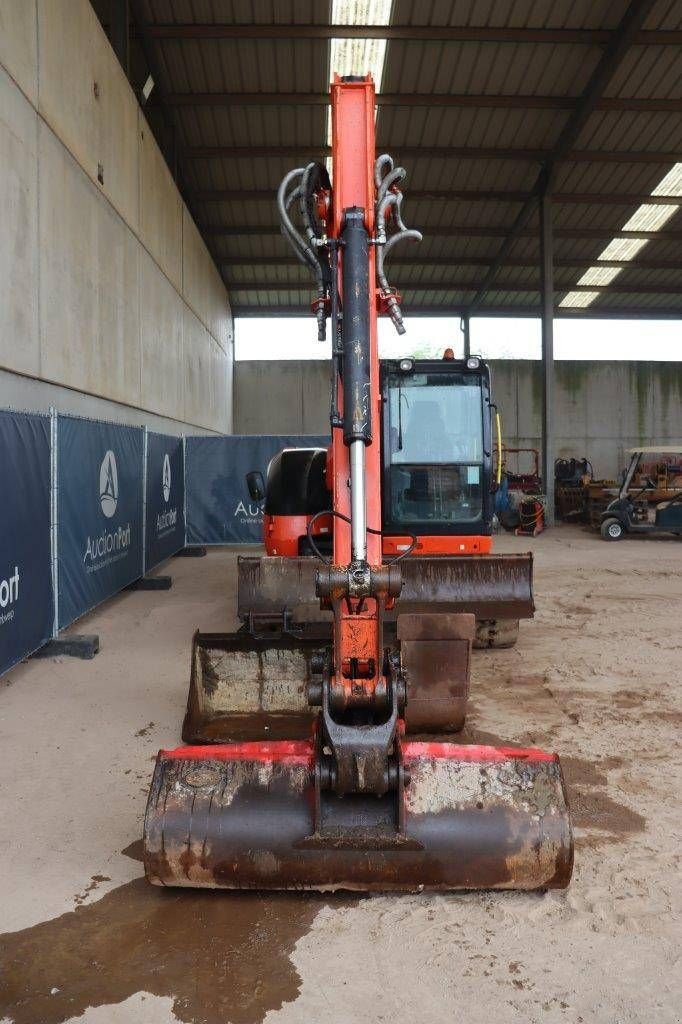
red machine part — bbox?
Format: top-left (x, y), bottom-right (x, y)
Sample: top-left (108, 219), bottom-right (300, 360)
top-left (383, 535), bottom-right (493, 556)
top-left (326, 76), bottom-right (386, 715)
top-left (264, 513), bottom-right (332, 556)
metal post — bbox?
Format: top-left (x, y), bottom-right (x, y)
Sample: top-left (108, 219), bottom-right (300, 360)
top-left (141, 426), bottom-right (148, 577)
top-left (109, 0), bottom-right (130, 77)
top-left (539, 188), bottom-right (555, 526)
top-left (49, 407), bottom-right (59, 638)
top-left (182, 435), bottom-right (187, 546)
top-left (461, 314), bottom-right (471, 358)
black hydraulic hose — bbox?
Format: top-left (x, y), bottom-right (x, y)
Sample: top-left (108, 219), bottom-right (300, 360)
top-left (373, 156), bottom-right (422, 336)
top-left (306, 510), bottom-right (417, 566)
top-left (377, 166), bottom-right (406, 206)
top-left (277, 170), bottom-right (317, 272)
top-left (277, 166), bottom-right (328, 339)
top-left (300, 163), bottom-right (332, 341)
top-left (377, 228), bottom-right (422, 293)
top-left (375, 153), bottom-right (393, 189)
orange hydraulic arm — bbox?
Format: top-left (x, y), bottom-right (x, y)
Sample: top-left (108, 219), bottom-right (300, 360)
top-left (325, 77), bottom-right (386, 723)
top-left (298, 75), bottom-right (421, 795)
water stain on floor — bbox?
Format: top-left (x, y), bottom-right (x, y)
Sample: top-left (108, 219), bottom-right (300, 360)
top-left (462, 721), bottom-right (645, 847)
top-left (561, 755), bottom-right (646, 844)
top-left (0, 873), bottom-right (356, 1024)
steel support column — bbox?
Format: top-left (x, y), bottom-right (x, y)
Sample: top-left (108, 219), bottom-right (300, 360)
top-left (109, 0), bottom-right (130, 76)
top-left (461, 315), bottom-right (471, 358)
top-left (539, 190), bottom-right (555, 526)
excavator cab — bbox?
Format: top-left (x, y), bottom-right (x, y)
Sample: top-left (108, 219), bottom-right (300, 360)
top-left (259, 355), bottom-right (497, 560)
top-left (381, 356), bottom-right (493, 555)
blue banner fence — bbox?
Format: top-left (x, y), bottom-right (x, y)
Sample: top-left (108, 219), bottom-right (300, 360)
top-left (0, 408), bottom-right (324, 675)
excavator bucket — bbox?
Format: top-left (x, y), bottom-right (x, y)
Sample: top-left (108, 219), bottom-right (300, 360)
top-left (144, 740), bottom-right (573, 891)
top-left (183, 614), bottom-right (475, 744)
top-left (183, 631), bottom-right (319, 743)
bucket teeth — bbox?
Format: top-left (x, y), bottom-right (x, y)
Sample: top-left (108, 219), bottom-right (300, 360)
top-left (143, 741), bottom-right (573, 892)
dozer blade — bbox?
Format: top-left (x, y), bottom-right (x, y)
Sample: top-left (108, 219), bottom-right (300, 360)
top-left (237, 553), bottom-right (534, 626)
top-left (143, 740), bottom-right (573, 892)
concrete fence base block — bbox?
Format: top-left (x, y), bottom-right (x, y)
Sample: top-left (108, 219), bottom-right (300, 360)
top-left (127, 576), bottom-right (173, 591)
top-left (32, 635), bottom-right (100, 661)
top-left (174, 546), bottom-right (207, 558)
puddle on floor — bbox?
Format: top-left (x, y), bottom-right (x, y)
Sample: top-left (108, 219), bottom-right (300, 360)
top-left (462, 721), bottom-right (645, 848)
top-left (0, 861), bottom-right (357, 1024)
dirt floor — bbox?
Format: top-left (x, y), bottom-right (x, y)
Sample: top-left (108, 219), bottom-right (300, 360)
top-left (0, 524), bottom-right (680, 1024)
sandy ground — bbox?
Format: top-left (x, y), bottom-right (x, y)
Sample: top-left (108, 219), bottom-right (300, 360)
top-left (0, 525), bottom-right (680, 1024)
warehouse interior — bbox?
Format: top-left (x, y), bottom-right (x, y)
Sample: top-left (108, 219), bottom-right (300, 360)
top-left (1, 2), bottom-right (681, 1023)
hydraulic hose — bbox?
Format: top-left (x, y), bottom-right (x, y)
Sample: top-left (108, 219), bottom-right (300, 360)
top-left (373, 155), bottom-right (422, 336)
top-left (277, 165), bottom-right (329, 340)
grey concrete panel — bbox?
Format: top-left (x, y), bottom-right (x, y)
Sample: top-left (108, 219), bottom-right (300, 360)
top-left (234, 360), bottom-right (328, 434)
top-left (37, 0), bottom-right (139, 229)
top-left (139, 249), bottom-right (184, 421)
top-left (207, 258), bottom-right (233, 354)
top-left (183, 306), bottom-right (230, 432)
top-left (138, 112), bottom-right (182, 290)
top-left (0, 0), bottom-right (37, 103)
top-left (0, 2), bottom-right (233, 435)
top-left (0, 66), bottom-right (39, 377)
top-left (0, 367), bottom-right (217, 435)
top-left (487, 363), bottom-right (519, 442)
top-left (39, 123), bottom-right (140, 406)
top-left (182, 208), bottom-right (211, 333)
top-left (210, 332), bottom-right (231, 434)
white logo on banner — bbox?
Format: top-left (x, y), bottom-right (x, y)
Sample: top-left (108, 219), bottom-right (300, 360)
top-left (234, 500), bottom-right (264, 525)
top-left (84, 448), bottom-right (131, 572)
top-left (99, 450), bottom-right (118, 518)
top-left (156, 452), bottom-right (178, 537)
top-left (162, 453), bottom-right (171, 503)
top-left (0, 565), bottom-right (20, 627)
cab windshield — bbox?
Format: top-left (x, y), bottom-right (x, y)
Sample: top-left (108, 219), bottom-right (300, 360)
top-left (386, 371), bottom-right (484, 525)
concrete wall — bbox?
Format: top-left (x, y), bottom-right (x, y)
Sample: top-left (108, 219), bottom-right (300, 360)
top-left (235, 359), bottom-right (682, 478)
top-left (0, 0), bottom-right (233, 434)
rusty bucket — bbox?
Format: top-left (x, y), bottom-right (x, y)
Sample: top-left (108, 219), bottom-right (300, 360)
top-left (144, 740), bottom-right (573, 892)
top-left (184, 612), bottom-right (475, 744)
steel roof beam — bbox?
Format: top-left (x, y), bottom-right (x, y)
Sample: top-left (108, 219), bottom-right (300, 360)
top-left (222, 281), bottom-right (682, 296)
top-left (139, 25), bottom-right (681, 44)
top-left (162, 92), bottom-right (682, 113)
top-left (183, 144), bottom-right (682, 164)
top-left (467, 0), bottom-right (661, 312)
top-left (191, 188), bottom-right (681, 205)
top-left (231, 305), bottom-right (682, 319)
top-left (217, 256), bottom-right (682, 271)
top-left (203, 224), bottom-right (682, 240)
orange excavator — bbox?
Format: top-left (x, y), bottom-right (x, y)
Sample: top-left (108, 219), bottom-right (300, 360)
top-left (143, 76), bottom-right (573, 891)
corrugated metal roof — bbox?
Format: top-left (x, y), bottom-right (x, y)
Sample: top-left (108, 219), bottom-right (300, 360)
top-left (91, 0), bottom-right (682, 318)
